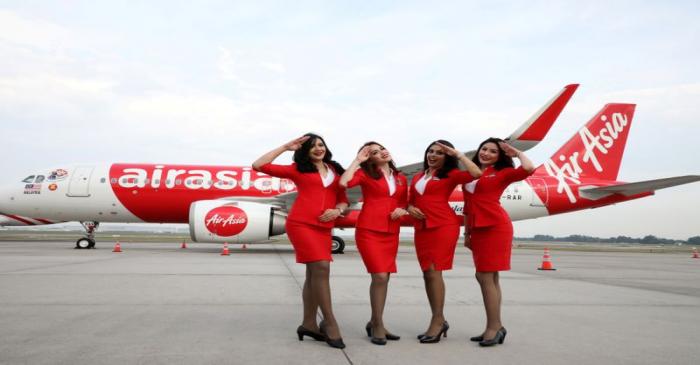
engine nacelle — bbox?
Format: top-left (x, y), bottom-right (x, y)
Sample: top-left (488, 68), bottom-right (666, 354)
top-left (189, 200), bottom-right (286, 243)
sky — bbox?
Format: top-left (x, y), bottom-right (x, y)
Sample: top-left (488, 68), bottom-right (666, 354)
top-left (1, 1), bottom-right (699, 239)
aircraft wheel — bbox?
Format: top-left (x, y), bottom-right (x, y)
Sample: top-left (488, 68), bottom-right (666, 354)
top-left (331, 236), bottom-right (345, 254)
top-left (75, 238), bottom-right (91, 249)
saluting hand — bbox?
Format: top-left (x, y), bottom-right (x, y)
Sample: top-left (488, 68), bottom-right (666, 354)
top-left (498, 141), bottom-right (521, 158)
top-left (319, 208), bottom-right (342, 222)
top-left (355, 146), bottom-right (371, 163)
top-left (284, 136), bottom-right (310, 151)
top-left (435, 142), bottom-right (461, 157)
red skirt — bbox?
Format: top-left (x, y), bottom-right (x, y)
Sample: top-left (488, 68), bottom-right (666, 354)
top-left (414, 224), bottom-right (460, 271)
top-left (470, 222), bottom-right (513, 272)
top-left (355, 228), bottom-right (399, 273)
top-left (285, 221), bottom-right (333, 263)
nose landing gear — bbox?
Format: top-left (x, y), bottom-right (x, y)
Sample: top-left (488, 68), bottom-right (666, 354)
top-left (75, 221), bottom-right (99, 249)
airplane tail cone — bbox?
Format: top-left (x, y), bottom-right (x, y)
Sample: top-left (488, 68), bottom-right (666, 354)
top-left (692, 247), bottom-right (699, 259)
top-left (113, 241), bottom-right (122, 253)
top-left (181, 241), bottom-right (187, 249)
top-left (538, 247), bottom-right (556, 270)
top-left (221, 242), bottom-right (230, 256)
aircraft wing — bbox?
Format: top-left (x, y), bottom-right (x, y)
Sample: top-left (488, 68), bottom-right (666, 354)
top-left (578, 175), bottom-right (700, 200)
top-left (219, 186), bottom-right (364, 213)
top-left (398, 83), bottom-right (579, 182)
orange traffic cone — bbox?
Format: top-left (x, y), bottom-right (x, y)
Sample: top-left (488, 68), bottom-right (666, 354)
top-left (221, 242), bottom-right (230, 256)
top-left (181, 241), bottom-right (187, 249)
top-left (113, 241), bottom-right (122, 253)
top-left (692, 247), bottom-right (699, 259)
top-left (537, 247), bottom-right (556, 270)
top-left (241, 243), bottom-right (247, 250)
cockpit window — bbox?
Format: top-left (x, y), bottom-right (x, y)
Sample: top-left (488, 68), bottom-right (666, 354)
top-left (22, 175), bottom-right (35, 183)
top-left (35, 175), bottom-right (45, 183)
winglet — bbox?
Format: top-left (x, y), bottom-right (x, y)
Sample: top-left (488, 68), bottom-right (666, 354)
top-left (506, 83), bottom-right (579, 152)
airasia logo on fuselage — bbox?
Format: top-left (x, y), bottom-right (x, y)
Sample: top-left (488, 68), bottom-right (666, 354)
top-left (111, 164), bottom-right (296, 193)
top-left (205, 206), bottom-right (248, 236)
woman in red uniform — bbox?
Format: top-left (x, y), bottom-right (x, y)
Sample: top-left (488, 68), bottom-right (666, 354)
top-left (339, 141), bottom-right (408, 345)
top-left (407, 140), bottom-right (482, 343)
top-left (252, 133), bottom-right (349, 349)
top-left (463, 137), bottom-right (535, 347)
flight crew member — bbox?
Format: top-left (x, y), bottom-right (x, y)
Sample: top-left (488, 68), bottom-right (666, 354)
top-left (463, 137), bottom-right (535, 347)
top-left (252, 133), bottom-right (348, 349)
top-left (407, 140), bottom-right (482, 343)
top-left (339, 141), bottom-right (408, 345)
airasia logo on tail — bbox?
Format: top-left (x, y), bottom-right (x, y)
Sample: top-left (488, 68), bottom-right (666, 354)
top-left (204, 206), bottom-right (248, 236)
top-left (543, 111), bottom-right (630, 204)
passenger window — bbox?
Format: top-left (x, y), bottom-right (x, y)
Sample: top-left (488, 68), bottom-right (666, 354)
top-left (35, 175), bottom-right (45, 183)
top-left (100, 178), bottom-right (106, 183)
top-left (175, 179), bottom-right (182, 185)
top-left (22, 175), bottom-right (36, 183)
top-left (111, 178), bottom-right (118, 184)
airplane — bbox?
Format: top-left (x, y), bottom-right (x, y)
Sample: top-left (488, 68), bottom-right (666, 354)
top-left (1, 84), bottom-right (697, 253)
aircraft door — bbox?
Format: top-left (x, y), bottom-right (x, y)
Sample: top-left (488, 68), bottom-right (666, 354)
top-left (67, 166), bottom-right (94, 197)
top-left (528, 177), bottom-right (548, 207)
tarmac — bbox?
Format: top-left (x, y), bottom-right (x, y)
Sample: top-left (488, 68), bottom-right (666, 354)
top-left (1, 240), bottom-right (699, 365)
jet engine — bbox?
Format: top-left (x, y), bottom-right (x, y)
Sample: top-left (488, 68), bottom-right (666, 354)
top-left (189, 200), bottom-right (286, 243)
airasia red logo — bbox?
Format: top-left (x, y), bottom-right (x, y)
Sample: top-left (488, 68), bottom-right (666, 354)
top-left (204, 206), bottom-right (248, 237)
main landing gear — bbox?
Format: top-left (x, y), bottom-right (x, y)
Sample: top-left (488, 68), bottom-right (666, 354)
top-left (331, 235), bottom-right (345, 254)
top-left (75, 221), bottom-right (99, 249)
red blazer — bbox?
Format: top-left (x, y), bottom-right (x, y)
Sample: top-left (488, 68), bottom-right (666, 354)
top-left (258, 163), bottom-right (348, 228)
top-left (347, 169), bottom-right (408, 234)
top-left (409, 169), bottom-right (474, 229)
top-left (463, 166), bottom-right (532, 228)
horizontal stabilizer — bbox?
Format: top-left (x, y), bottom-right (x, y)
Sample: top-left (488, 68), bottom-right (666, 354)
top-left (578, 175), bottom-right (700, 200)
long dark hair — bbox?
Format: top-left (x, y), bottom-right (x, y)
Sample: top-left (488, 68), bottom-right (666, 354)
top-left (358, 141), bottom-right (399, 180)
top-left (471, 137), bottom-right (514, 171)
top-left (293, 133), bottom-right (345, 174)
top-left (423, 140), bottom-right (457, 179)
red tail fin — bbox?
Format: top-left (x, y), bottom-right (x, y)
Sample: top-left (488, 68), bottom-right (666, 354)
top-left (536, 103), bottom-right (636, 184)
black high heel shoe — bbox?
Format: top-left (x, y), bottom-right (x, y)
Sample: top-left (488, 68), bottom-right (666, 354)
top-left (470, 327), bottom-right (506, 342)
top-left (478, 327), bottom-right (507, 347)
top-left (366, 322), bottom-right (401, 343)
top-left (365, 322), bottom-right (387, 345)
top-left (419, 321), bottom-right (449, 344)
top-left (326, 337), bottom-right (346, 349)
top-left (320, 320), bottom-right (346, 349)
top-left (296, 325), bottom-right (325, 341)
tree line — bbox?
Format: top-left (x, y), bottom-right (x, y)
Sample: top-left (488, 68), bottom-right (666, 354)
top-left (515, 234), bottom-right (700, 245)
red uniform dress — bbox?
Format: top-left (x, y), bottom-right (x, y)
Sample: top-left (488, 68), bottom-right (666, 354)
top-left (463, 166), bottom-right (533, 272)
top-left (409, 169), bottom-right (475, 271)
top-left (347, 169), bottom-right (408, 273)
top-left (258, 163), bottom-right (348, 263)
